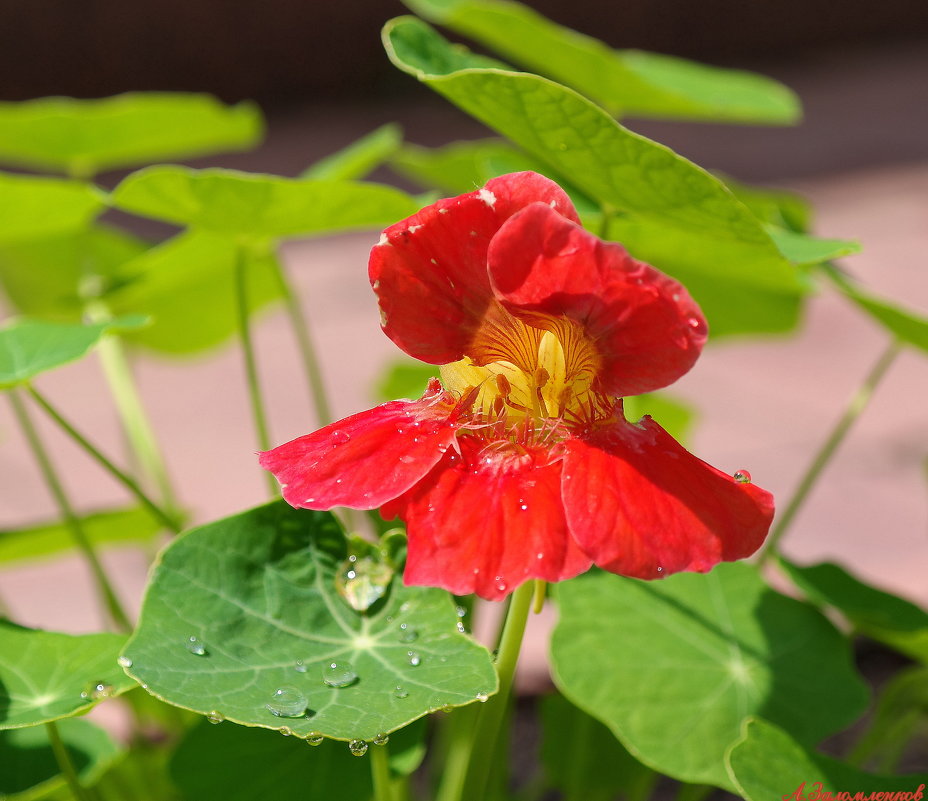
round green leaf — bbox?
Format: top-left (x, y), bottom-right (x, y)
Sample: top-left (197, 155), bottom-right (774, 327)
top-left (0, 173), bottom-right (104, 245)
top-left (111, 166), bottom-right (422, 239)
top-left (0, 622), bottom-right (135, 729)
top-left (123, 501), bottom-right (497, 742)
top-left (0, 718), bottom-right (122, 800)
top-left (0, 93), bottom-right (263, 176)
top-left (551, 563), bottom-right (870, 790)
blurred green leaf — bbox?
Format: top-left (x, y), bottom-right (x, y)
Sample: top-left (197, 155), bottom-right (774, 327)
top-left (123, 501), bottom-right (497, 742)
top-left (540, 692), bottom-right (656, 801)
top-left (727, 718), bottom-right (928, 801)
top-left (0, 621), bottom-right (136, 729)
top-left (0, 93), bottom-right (263, 176)
top-left (375, 360), bottom-right (437, 402)
top-left (551, 563), bottom-right (869, 790)
top-left (0, 173), bottom-right (104, 244)
top-left (107, 231), bottom-right (283, 355)
top-left (779, 557), bottom-right (928, 664)
top-left (0, 506), bottom-right (163, 565)
top-left (111, 166), bottom-right (421, 239)
top-left (768, 227), bottom-right (861, 266)
top-left (401, 0), bottom-right (800, 123)
top-left (0, 225), bottom-right (148, 320)
top-left (719, 175), bottom-right (811, 233)
top-left (0, 719), bottom-right (122, 801)
top-left (302, 123), bottom-right (403, 181)
top-left (622, 392), bottom-right (696, 446)
top-left (0, 317), bottom-right (144, 389)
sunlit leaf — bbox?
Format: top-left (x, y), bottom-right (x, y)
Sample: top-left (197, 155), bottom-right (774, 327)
top-left (622, 393), bottom-right (696, 446)
top-left (551, 563), bottom-right (869, 789)
top-left (0, 719), bottom-right (122, 801)
top-left (302, 123), bottom-right (403, 181)
top-left (727, 718), bottom-right (928, 801)
top-left (719, 175), bottom-right (811, 233)
top-left (401, 0), bottom-right (800, 124)
top-left (0, 173), bottom-right (104, 244)
top-left (0, 621), bottom-right (135, 729)
top-left (111, 166), bottom-right (421, 239)
top-left (0, 93), bottom-right (263, 176)
top-left (0, 506), bottom-right (164, 565)
top-left (768, 227), bottom-right (861, 266)
top-left (123, 501), bottom-right (497, 742)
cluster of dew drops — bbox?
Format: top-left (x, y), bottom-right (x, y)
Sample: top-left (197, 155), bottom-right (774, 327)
top-left (112, 603), bottom-right (486, 758)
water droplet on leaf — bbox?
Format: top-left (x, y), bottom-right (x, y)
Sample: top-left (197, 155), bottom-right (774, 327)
top-left (475, 692), bottom-right (489, 703)
top-left (117, 655), bottom-right (132, 668)
top-left (398, 623), bottom-right (418, 643)
top-left (393, 685), bottom-right (409, 699)
top-left (306, 734), bottom-right (324, 746)
top-left (335, 554), bottom-right (393, 612)
top-left (407, 651), bottom-right (421, 667)
top-left (265, 686), bottom-right (307, 718)
top-left (80, 681), bottom-right (113, 701)
top-left (373, 732), bottom-right (389, 746)
top-left (280, 726), bottom-right (293, 736)
top-left (294, 659), bottom-right (307, 673)
top-left (207, 710), bottom-right (224, 724)
top-left (184, 636), bottom-right (207, 656)
top-left (349, 740), bottom-right (369, 756)
top-left (322, 661), bottom-right (358, 688)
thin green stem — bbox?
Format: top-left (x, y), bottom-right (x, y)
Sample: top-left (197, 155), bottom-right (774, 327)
top-left (234, 245), bottom-right (277, 496)
top-left (10, 391), bottom-right (132, 632)
top-left (531, 579), bottom-right (546, 614)
top-left (270, 256), bottom-right (334, 426)
top-left (370, 741), bottom-right (394, 801)
top-left (46, 720), bottom-right (99, 801)
top-left (761, 339), bottom-right (903, 561)
top-left (26, 386), bottom-right (181, 535)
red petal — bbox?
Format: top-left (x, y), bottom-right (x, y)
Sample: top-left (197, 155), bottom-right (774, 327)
top-left (561, 415), bottom-right (774, 578)
top-left (259, 379), bottom-right (459, 511)
top-left (369, 172), bottom-right (580, 365)
top-left (488, 203), bottom-right (707, 396)
top-left (387, 437), bottom-right (592, 601)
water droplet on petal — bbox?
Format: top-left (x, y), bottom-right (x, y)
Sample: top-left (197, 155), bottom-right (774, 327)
top-left (398, 623), bottom-right (418, 643)
top-left (207, 710), bottom-right (224, 724)
top-left (306, 734), bottom-right (324, 746)
top-left (349, 740), bottom-right (369, 756)
top-left (734, 469), bottom-right (752, 484)
top-left (373, 732), bottom-right (389, 746)
top-left (407, 651), bottom-right (421, 667)
top-left (117, 655), bottom-right (133, 668)
top-left (656, 566), bottom-right (664, 573)
top-left (322, 661), bottom-right (358, 688)
top-left (398, 454), bottom-right (416, 464)
top-left (265, 686), bottom-right (308, 718)
top-left (519, 504), bottom-right (528, 511)
top-left (475, 692), bottom-right (489, 703)
top-left (294, 659), bottom-right (307, 673)
top-left (331, 430), bottom-right (350, 444)
top-left (185, 636), bottom-right (208, 656)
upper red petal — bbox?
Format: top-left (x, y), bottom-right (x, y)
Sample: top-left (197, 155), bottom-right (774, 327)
top-left (387, 437), bottom-right (592, 601)
top-left (369, 172), bottom-right (580, 365)
top-left (560, 414), bottom-right (774, 578)
top-left (259, 379), bottom-right (459, 511)
top-left (487, 203), bottom-right (707, 396)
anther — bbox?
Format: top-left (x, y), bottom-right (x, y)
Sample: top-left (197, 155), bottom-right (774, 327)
top-left (495, 373), bottom-right (512, 397)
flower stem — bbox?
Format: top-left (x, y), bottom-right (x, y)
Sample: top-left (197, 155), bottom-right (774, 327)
top-left (370, 741), bottom-right (394, 801)
top-left (761, 339), bottom-right (903, 561)
top-left (46, 721), bottom-right (98, 801)
top-left (26, 386), bottom-right (182, 535)
top-left (10, 391), bottom-right (132, 632)
top-left (270, 256), bottom-right (334, 426)
top-left (531, 579), bottom-right (546, 614)
top-left (233, 245), bottom-right (277, 496)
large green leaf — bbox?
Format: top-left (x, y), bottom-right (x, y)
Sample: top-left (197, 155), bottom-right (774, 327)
top-left (0, 506), bottom-right (163, 565)
top-left (779, 557), bottom-right (928, 664)
top-left (0, 719), bottom-right (122, 801)
top-left (727, 718), bottom-right (928, 801)
top-left (111, 167), bottom-right (421, 239)
top-left (550, 563), bottom-right (869, 790)
top-left (0, 317), bottom-right (144, 389)
top-left (0, 93), bottom-right (263, 176)
top-left (0, 173), bottom-right (104, 245)
top-left (107, 231), bottom-right (283, 354)
top-left (302, 123), bottom-right (403, 181)
top-left (402, 0), bottom-right (799, 124)
top-left (122, 501), bottom-right (497, 743)
top-left (0, 622), bottom-right (135, 729)
top-left (0, 225), bottom-right (148, 320)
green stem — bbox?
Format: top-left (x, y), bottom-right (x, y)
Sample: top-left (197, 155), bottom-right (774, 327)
top-left (760, 339), bottom-right (902, 561)
top-left (597, 206), bottom-right (614, 240)
top-left (26, 386), bottom-right (181, 535)
top-left (461, 581), bottom-right (534, 801)
top-left (10, 391), bottom-right (132, 632)
top-left (370, 741), bottom-right (394, 801)
top-left (234, 245), bottom-right (277, 496)
top-left (270, 256), bottom-right (335, 426)
top-left (46, 721), bottom-right (97, 801)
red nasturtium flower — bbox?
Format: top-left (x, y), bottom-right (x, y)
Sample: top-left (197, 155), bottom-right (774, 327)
top-left (260, 172), bottom-right (774, 601)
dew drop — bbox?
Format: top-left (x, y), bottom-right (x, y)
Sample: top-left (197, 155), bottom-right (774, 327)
top-left (733, 469), bottom-right (752, 484)
top-left (349, 740), bottom-right (369, 756)
top-left (294, 659), bottom-right (307, 673)
top-left (393, 685), bottom-right (409, 699)
top-left (475, 692), bottom-right (489, 703)
top-left (280, 726), bottom-right (293, 736)
top-left (455, 605), bottom-right (467, 617)
top-left (322, 661), bottom-right (358, 688)
top-left (656, 566), bottom-right (664, 573)
top-left (440, 704), bottom-right (454, 714)
top-left (398, 623), bottom-right (419, 643)
top-left (331, 430), bottom-right (350, 444)
top-left (207, 710), bottom-right (224, 724)
top-left (335, 554), bottom-right (393, 612)
top-left (373, 732), bottom-right (389, 746)
top-left (398, 454), bottom-right (416, 464)
top-left (116, 655), bottom-right (133, 668)
top-left (306, 734), bottom-right (324, 746)
top-left (184, 636), bottom-right (208, 656)
top-left (407, 651), bottom-right (421, 667)
top-left (80, 681), bottom-right (113, 701)
top-left (265, 686), bottom-right (308, 718)
top-left (456, 621), bottom-right (466, 633)
top-left (519, 504), bottom-right (528, 511)
top-left (399, 602), bottom-right (413, 614)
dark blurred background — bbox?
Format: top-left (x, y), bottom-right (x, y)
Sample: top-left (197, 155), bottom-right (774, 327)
top-left (2, 0), bottom-right (928, 179)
